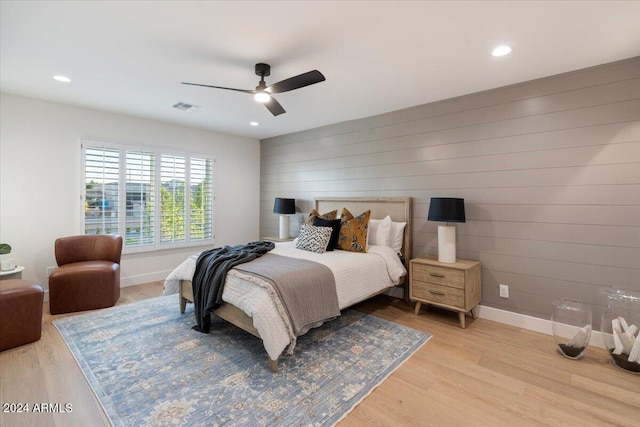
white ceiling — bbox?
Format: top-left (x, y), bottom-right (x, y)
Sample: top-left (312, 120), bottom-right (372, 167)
top-left (2, 1), bottom-right (639, 140)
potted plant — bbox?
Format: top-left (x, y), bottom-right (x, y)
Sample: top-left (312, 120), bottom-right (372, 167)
top-left (0, 243), bottom-right (15, 271)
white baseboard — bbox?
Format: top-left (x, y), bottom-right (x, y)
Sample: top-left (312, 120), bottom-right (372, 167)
top-left (476, 304), bottom-right (605, 349)
top-left (120, 270), bottom-right (172, 288)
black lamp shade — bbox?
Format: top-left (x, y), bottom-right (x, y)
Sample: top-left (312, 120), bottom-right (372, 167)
top-left (427, 198), bottom-right (466, 223)
top-left (273, 198), bottom-right (295, 215)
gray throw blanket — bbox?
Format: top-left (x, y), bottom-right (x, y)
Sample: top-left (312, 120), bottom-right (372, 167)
top-left (191, 240), bottom-right (275, 332)
top-left (234, 253), bottom-right (340, 336)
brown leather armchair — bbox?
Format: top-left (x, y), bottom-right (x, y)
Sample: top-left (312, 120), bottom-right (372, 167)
top-left (49, 235), bottom-right (123, 314)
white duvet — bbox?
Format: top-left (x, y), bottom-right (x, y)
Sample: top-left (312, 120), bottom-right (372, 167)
top-left (163, 242), bottom-right (406, 361)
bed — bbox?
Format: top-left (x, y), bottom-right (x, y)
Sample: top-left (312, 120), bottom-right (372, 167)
top-left (163, 197), bottom-right (412, 371)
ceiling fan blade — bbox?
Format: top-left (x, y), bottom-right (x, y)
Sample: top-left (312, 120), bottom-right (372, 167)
top-left (267, 70), bottom-right (325, 94)
top-left (181, 82), bottom-right (254, 94)
top-left (264, 97), bottom-right (286, 116)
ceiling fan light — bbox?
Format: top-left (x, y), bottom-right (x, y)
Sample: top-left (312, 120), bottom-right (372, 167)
top-left (254, 92), bottom-right (271, 103)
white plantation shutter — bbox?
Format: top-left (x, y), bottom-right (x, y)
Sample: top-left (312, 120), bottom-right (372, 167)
top-left (160, 154), bottom-right (186, 243)
top-left (189, 157), bottom-right (213, 241)
top-left (84, 147), bottom-right (120, 236)
top-left (82, 140), bottom-right (214, 253)
top-left (125, 151), bottom-right (155, 247)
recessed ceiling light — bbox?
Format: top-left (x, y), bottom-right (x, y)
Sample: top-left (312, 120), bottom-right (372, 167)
top-left (249, 121), bottom-right (259, 126)
top-left (53, 75), bottom-right (72, 83)
top-left (492, 45), bottom-right (512, 57)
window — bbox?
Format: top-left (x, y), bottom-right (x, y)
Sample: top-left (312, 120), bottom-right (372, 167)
top-left (126, 150), bottom-right (155, 246)
top-left (84, 147), bottom-right (120, 236)
top-left (160, 154), bottom-right (186, 243)
top-left (82, 139), bottom-right (214, 253)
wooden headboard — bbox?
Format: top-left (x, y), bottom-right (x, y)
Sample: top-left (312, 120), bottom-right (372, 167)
top-left (314, 197), bottom-right (412, 272)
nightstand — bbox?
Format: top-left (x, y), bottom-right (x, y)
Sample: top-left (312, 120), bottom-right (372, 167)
top-left (261, 236), bottom-right (295, 242)
top-left (410, 257), bottom-right (481, 328)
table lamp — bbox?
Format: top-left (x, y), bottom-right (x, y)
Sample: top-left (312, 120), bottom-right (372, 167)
top-left (428, 197), bottom-right (465, 263)
top-left (273, 198), bottom-right (295, 239)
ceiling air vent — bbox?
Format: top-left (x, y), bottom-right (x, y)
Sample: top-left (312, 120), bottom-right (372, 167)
top-left (172, 102), bottom-right (199, 111)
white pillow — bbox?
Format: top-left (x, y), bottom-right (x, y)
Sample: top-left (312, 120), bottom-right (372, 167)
top-left (389, 221), bottom-right (406, 255)
top-left (367, 245), bottom-right (407, 285)
top-left (295, 223), bottom-right (333, 254)
top-left (368, 215), bottom-right (392, 248)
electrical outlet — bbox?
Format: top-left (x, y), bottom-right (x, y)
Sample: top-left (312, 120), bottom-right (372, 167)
top-left (46, 266), bottom-right (57, 278)
top-left (499, 284), bottom-right (509, 298)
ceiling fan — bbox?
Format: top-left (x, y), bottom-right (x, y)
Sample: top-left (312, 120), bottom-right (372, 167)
top-left (182, 63), bottom-right (325, 116)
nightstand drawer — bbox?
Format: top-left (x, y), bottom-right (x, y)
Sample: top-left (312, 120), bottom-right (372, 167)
top-left (411, 281), bottom-right (464, 308)
top-left (412, 263), bottom-right (465, 289)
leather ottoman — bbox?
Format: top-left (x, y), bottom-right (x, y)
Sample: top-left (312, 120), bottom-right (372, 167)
top-left (0, 279), bottom-right (44, 351)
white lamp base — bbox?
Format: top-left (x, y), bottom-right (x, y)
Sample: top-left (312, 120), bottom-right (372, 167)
top-left (437, 225), bottom-right (456, 263)
top-left (279, 215), bottom-right (290, 239)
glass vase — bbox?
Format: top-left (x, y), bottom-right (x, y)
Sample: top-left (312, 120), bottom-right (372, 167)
top-left (600, 288), bottom-right (640, 374)
top-left (551, 299), bottom-right (592, 359)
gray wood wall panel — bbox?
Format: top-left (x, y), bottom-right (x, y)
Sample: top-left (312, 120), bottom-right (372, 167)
top-left (260, 58), bottom-right (640, 325)
top-left (262, 99), bottom-right (640, 162)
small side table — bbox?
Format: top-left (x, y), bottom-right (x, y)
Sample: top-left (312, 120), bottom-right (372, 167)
top-left (0, 266), bottom-right (25, 281)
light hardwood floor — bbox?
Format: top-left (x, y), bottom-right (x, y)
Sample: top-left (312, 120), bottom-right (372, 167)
top-left (1, 282), bottom-right (638, 427)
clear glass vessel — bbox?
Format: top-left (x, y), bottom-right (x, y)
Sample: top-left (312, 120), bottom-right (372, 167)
top-left (551, 299), bottom-right (592, 359)
top-left (600, 288), bottom-right (640, 374)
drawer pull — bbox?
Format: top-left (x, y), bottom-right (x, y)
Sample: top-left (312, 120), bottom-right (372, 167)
top-left (429, 272), bottom-right (445, 278)
top-left (429, 290), bottom-right (445, 296)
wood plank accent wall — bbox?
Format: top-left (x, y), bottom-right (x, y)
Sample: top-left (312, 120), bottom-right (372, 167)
top-left (260, 57), bottom-right (640, 324)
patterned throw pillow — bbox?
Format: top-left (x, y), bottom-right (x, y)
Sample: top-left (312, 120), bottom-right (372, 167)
top-left (306, 209), bottom-right (338, 225)
top-left (295, 223), bottom-right (334, 254)
top-left (337, 208), bottom-right (371, 252)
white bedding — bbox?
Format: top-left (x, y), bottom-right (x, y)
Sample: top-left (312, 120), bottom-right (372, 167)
top-left (163, 242), bottom-right (406, 360)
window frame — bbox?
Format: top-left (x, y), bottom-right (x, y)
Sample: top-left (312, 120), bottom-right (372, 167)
top-left (81, 138), bottom-right (215, 254)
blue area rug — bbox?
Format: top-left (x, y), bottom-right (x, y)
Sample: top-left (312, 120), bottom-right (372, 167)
top-left (54, 295), bottom-right (430, 426)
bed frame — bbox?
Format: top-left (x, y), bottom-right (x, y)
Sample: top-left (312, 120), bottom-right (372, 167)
top-left (179, 197), bottom-right (412, 372)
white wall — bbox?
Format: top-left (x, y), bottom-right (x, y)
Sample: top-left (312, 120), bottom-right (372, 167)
top-left (0, 93), bottom-right (261, 290)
